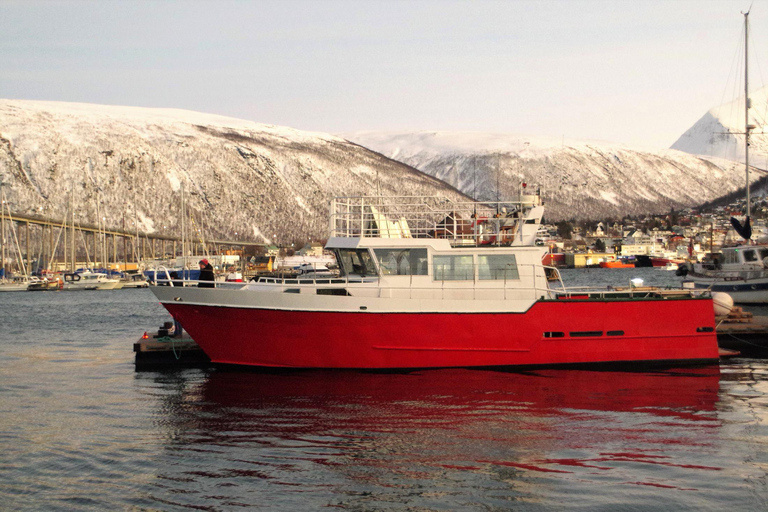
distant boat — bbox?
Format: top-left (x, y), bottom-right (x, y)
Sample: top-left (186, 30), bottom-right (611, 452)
top-left (119, 272), bottom-right (149, 288)
top-left (598, 260), bottom-right (634, 269)
top-left (0, 187), bottom-right (36, 291)
top-left (62, 270), bottom-right (121, 290)
top-left (0, 275), bottom-right (34, 292)
top-left (648, 256), bottom-right (681, 267)
top-left (682, 245), bottom-right (768, 303)
top-left (660, 261), bottom-right (679, 271)
top-left (27, 276), bottom-right (61, 292)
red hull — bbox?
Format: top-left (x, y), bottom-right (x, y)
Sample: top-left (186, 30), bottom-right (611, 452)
top-left (165, 298), bottom-right (719, 369)
top-left (598, 261), bottom-right (635, 268)
top-left (650, 257), bottom-right (682, 267)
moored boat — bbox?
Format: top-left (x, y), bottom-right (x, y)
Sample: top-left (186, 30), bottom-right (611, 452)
top-left (120, 272), bottom-right (149, 288)
top-left (63, 270), bottom-right (121, 290)
top-left (681, 12), bottom-right (768, 304)
top-left (0, 276), bottom-right (35, 292)
top-left (681, 245), bottom-right (768, 303)
top-left (149, 193), bottom-right (720, 370)
top-left (27, 276), bottom-right (62, 291)
top-left (598, 260), bottom-right (634, 269)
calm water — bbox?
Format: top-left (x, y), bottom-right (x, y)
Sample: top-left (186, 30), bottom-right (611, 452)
top-left (1, 269), bottom-right (767, 510)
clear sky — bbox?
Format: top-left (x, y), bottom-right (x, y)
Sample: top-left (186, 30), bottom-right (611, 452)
top-left (1, 0), bottom-right (766, 149)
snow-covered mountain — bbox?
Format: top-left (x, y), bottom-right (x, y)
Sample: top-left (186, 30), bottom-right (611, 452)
top-left (672, 84), bottom-right (768, 166)
top-left (0, 100), bottom-right (466, 244)
top-left (344, 131), bottom-right (749, 221)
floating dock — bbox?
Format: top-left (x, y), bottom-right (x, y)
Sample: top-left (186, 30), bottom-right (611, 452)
top-left (134, 329), bottom-right (210, 370)
top-left (716, 307), bottom-right (768, 356)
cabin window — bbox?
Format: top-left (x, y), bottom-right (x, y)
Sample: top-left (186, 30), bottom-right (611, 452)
top-left (317, 288), bottom-right (350, 296)
top-left (478, 254), bottom-right (519, 280)
top-left (335, 249), bottom-right (377, 277)
top-left (569, 331), bottom-right (603, 337)
top-left (373, 248), bottom-right (428, 276)
top-left (433, 255), bottom-right (474, 281)
top-left (744, 250), bottom-right (758, 262)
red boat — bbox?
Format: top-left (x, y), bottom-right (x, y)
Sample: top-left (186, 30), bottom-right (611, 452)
top-left (650, 256), bottom-right (684, 267)
top-left (150, 194), bottom-right (720, 369)
top-left (598, 260), bottom-right (634, 268)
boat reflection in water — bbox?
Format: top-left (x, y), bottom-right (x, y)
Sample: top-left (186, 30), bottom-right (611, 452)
top-left (151, 367), bottom-right (727, 510)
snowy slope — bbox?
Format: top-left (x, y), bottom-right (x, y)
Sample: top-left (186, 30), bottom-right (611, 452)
top-left (344, 131), bottom-right (749, 221)
top-left (0, 100), bottom-right (466, 244)
top-left (672, 84), bottom-right (768, 166)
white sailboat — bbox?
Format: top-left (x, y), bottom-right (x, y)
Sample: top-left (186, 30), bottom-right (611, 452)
top-left (0, 186), bottom-right (34, 292)
top-left (682, 10), bottom-right (768, 303)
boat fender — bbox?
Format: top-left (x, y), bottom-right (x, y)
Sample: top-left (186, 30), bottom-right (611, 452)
top-left (712, 292), bottom-right (734, 317)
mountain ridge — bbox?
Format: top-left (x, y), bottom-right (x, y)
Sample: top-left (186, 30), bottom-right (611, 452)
top-left (344, 130), bottom-right (749, 221)
top-left (0, 100), bottom-right (467, 245)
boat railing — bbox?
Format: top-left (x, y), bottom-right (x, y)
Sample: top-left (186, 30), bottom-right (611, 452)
top-left (696, 268), bottom-right (768, 281)
top-left (150, 266), bottom-right (177, 287)
top-left (548, 283), bottom-right (705, 300)
top-left (329, 194), bottom-right (542, 245)
top-left (149, 266), bottom-right (249, 289)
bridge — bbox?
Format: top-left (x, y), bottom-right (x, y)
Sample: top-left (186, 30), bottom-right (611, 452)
top-left (0, 210), bottom-right (266, 274)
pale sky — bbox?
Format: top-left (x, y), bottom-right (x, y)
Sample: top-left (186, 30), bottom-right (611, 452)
top-left (1, 0), bottom-right (766, 149)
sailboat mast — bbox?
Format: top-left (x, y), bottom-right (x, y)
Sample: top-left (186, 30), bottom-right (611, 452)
top-left (181, 181), bottom-right (186, 268)
top-left (1, 185), bottom-right (5, 279)
top-left (745, 10), bottom-right (752, 219)
top-left (70, 185), bottom-right (75, 271)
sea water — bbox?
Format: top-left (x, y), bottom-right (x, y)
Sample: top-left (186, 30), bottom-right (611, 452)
top-left (0, 269), bottom-right (767, 511)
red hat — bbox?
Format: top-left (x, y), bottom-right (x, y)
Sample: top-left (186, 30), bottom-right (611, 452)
top-left (199, 259), bottom-right (209, 265)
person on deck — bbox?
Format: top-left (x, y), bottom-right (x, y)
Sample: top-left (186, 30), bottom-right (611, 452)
top-left (198, 259), bottom-right (215, 288)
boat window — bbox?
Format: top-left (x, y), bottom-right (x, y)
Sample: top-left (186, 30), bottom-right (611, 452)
top-left (569, 331), bottom-right (603, 337)
top-left (335, 249), bottom-right (377, 277)
top-left (433, 255), bottom-right (474, 281)
top-left (478, 254), bottom-right (519, 280)
top-left (373, 248), bottom-right (428, 276)
top-left (743, 249), bottom-right (758, 262)
top-left (317, 288), bottom-right (350, 296)
top-left (759, 248), bottom-right (768, 260)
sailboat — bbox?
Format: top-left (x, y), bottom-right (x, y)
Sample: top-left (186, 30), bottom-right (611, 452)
top-left (0, 186), bottom-right (34, 292)
top-left (681, 10), bottom-right (768, 303)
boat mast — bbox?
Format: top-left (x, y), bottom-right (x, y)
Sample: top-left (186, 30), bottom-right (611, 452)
top-left (1, 183), bottom-right (5, 279)
top-left (70, 185), bottom-right (75, 271)
top-left (744, 10), bottom-right (752, 220)
top-left (181, 181), bottom-right (186, 269)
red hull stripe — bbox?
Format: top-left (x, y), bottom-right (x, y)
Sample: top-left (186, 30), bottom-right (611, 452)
top-left (163, 298), bottom-right (719, 369)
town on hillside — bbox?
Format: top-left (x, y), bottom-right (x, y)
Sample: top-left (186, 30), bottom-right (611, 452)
top-left (540, 196), bottom-right (768, 268)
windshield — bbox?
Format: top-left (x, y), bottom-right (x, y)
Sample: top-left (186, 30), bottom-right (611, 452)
top-left (335, 249), bottom-right (377, 277)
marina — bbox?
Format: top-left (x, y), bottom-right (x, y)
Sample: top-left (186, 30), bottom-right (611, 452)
top-left (5, 4), bottom-right (768, 510)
